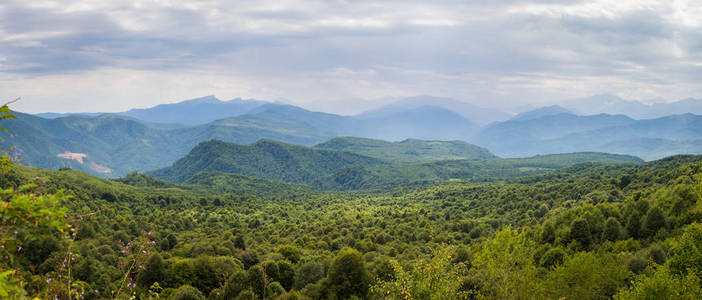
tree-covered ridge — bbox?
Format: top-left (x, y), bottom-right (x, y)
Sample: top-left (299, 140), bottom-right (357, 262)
top-left (149, 139), bottom-right (386, 184)
top-left (316, 151), bottom-right (643, 190)
top-left (151, 138), bottom-right (643, 190)
top-left (315, 137), bottom-right (497, 162)
top-left (2, 146), bottom-right (701, 298)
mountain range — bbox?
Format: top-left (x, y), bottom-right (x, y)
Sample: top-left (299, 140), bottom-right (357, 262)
top-left (560, 94), bottom-right (702, 119)
top-left (3, 94), bottom-right (702, 177)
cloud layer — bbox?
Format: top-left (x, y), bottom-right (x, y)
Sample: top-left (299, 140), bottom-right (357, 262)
top-left (1, 0), bottom-right (700, 113)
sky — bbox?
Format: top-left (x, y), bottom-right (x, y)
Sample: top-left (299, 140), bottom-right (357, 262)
top-left (1, 0), bottom-right (701, 114)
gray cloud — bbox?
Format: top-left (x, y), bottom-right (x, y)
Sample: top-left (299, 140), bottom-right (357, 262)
top-left (0, 0), bottom-right (701, 113)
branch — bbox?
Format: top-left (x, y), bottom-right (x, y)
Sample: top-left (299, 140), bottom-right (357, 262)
top-left (3, 97), bottom-right (20, 107)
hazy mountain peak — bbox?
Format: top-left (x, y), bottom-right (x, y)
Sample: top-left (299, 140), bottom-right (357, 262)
top-left (511, 105), bottom-right (572, 121)
top-left (179, 95), bottom-right (221, 105)
top-left (358, 95), bottom-right (511, 125)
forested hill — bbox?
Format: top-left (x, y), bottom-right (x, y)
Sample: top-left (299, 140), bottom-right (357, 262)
top-left (150, 137), bottom-right (644, 190)
top-left (2, 148), bottom-right (701, 299)
top-left (314, 137), bottom-right (497, 162)
top-left (148, 139), bottom-right (386, 184)
top-left (315, 152), bottom-right (644, 190)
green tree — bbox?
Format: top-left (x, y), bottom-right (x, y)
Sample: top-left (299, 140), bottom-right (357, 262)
top-left (667, 222), bottom-right (702, 276)
top-left (603, 217), bottom-right (624, 242)
top-left (570, 218), bottom-right (592, 249)
top-left (224, 270), bottom-right (249, 299)
top-left (643, 207), bottom-right (666, 237)
top-left (540, 247), bottom-right (566, 268)
top-left (540, 221), bottom-right (556, 244)
top-left (470, 227), bottom-right (542, 299)
top-left (137, 253), bottom-right (166, 287)
top-left (294, 261), bottom-right (325, 290)
top-left (627, 210), bottom-right (643, 239)
top-left (546, 252), bottom-right (630, 299)
top-left (614, 265), bottom-right (701, 300)
top-left (326, 248), bottom-right (370, 299)
top-left (171, 284), bottom-right (205, 300)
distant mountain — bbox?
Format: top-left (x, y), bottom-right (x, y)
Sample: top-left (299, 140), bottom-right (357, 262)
top-left (119, 95), bottom-right (267, 125)
top-left (510, 105), bottom-right (572, 122)
top-left (315, 136), bottom-right (496, 162)
top-left (315, 152), bottom-right (643, 190)
top-left (474, 113), bottom-right (635, 153)
top-left (473, 112), bottom-right (702, 160)
top-left (561, 94), bottom-right (702, 119)
top-left (354, 105), bottom-right (478, 140)
top-left (149, 139), bottom-right (385, 184)
top-left (35, 112), bottom-right (104, 119)
top-left (359, 96), bottom-right (511, 125)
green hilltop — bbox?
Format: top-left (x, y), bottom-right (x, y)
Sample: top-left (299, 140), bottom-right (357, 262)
top-left (315, 136), bottom-right (497, 162)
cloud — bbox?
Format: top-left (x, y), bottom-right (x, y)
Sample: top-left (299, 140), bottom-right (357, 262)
top-left (0, 0), bottom-right (701, 113)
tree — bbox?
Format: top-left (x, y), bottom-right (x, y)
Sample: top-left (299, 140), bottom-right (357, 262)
top-left (540, 248), bottom-right (566, 268)
top-left (546, 252), bottom-right (630, 299)
top-left (614, 265), bottom-right (701, 300)
top-left (570, 218), bottom-right (592, 250)
top-left (326, 248), bottom-right (370, 299)
top-left (541, 221), bottom-right (556, 244)
top-left (470, 227), bottom-right (541, 299)
top-left (643, 207), bottom-right (666, 237)
top-left (626, 210), bottom-right (642, 239)
top-left (603, 217), bottom-right (624, 242)
top-left (234, 235), bottom-right (246, 249)
top-left (276, 260), bottom-right (296, 291)
top-left (171, 285), bottom-right (205, 300)
top-left (137, 253), bottom-right (166, 287)
top-left (240, 249), bottom-right (259, 269)
top-left (191, 256), bottom-right (219, 295)
top-left (224, 270), bottom-right (249, 299)
top-left (279, 244), bottom-right (302, 263)
top-left (167, 233), bottom-right (178, 250)
top-left (294, 261), bottom-right (325, 290)
top-left (667, 222), bottom-right (702, 276)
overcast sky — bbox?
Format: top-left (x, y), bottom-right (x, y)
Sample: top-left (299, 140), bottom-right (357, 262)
top-left (1, 0), bottom-right (701, 114)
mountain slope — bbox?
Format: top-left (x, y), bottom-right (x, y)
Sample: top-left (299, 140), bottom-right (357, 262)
top-left (149, 139), bottom-right (386, 183)
top-left (315, 136), bottom-right (496, 162)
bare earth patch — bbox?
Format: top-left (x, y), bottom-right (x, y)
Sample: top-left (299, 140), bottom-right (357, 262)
top-left (57, 152), bottom-right (112, 173)
top-left (57, 152), bottom-right (88, 163)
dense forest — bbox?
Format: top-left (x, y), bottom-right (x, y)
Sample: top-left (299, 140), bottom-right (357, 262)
top-left (2, 104), bottom-right (702, 299)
